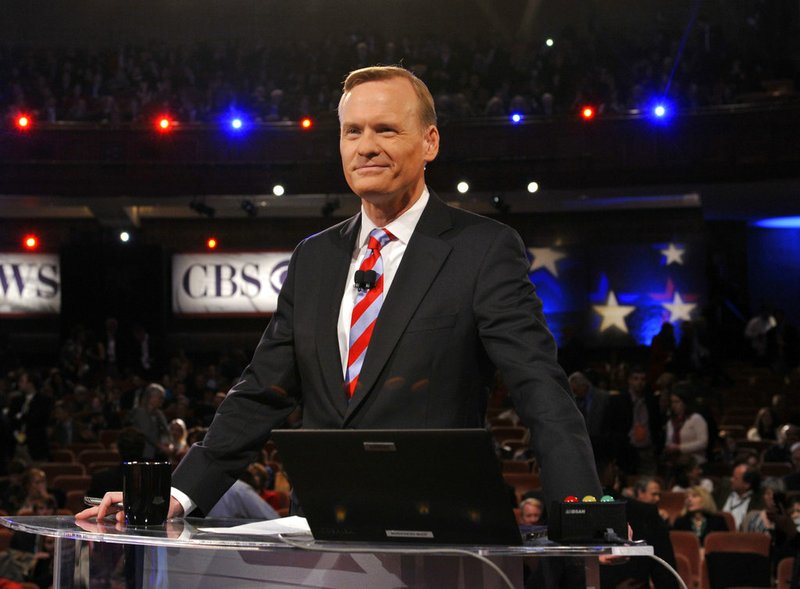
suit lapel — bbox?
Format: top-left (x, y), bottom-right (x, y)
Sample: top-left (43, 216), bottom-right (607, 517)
top-left (316, 215), bottom-right (360, 418)
top-left (345, 194), bottom-right (453, 418)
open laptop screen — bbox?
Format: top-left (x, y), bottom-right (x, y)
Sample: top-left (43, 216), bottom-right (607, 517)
top-left (271, 428), bottom-right (522, 546)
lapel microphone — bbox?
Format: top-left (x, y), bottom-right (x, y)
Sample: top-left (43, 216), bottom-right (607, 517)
top-left (354, 270), bottom-right (378, 291)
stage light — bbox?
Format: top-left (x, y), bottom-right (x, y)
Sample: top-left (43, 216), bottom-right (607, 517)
top-left (230, 117), bottom-right (243, 130)
top-left (646, 99), bottom-right (674, 125)
top-left (491, 194), bottom-right (510, 214)
top-left (510, 112), bottom-right (523, 124)
top-left (15, 114), bottom-right (32, 131)
top-left (753, 216), bottom-right (800, 229)
top-left (527, 181), bottom-right (540, 194)
top-left (300, 117), bottom-right (313, 130)
top-left (545, 38), bottom-right (554, 47)
top-left (119, 231), bottom-right (131, 243)
top-left (156, 116), bottom-right (174, 132)
top-left (206, 237), bottom-right (218, 250)
top-left (23, 234), bottom-right (39, 250)
top-left (456, 181), bottom-right (469, 194)
top-left (581, 106), bottom-right (595, 121)
top-left (272, 184), bottom-right (285, 197)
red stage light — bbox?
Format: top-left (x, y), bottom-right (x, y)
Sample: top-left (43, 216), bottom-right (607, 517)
top-left (206, 237), bottom-right (218, 250)
top-left (581, 106), bottom-right (595, 121)
top-left (156, 116), bottom-right (173, 132)
top-left (300, 117), bottom-right (313, 130)
top-left (15, 115), bottom-right (31, 130)
top-left (23, 234), bottom-right (39, 250)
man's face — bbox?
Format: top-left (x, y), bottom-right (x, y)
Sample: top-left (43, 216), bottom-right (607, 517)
top-left (731, 464), bottom-right (750, 494)
top-left (628, 372), bottom-right (646, 395)
top-left (339, 78), bottom-right (439, 211)
top-left (636, 481), bottom-right (662, 504)
top-left (570, 381), bottom-right (589, 399)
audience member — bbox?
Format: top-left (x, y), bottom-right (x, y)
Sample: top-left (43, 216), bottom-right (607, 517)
top-left (86, 427), bottom-right (146, 498)
top-left (672, 485), bottom-right (728, 545)
top-left (124, 383), bottom-right (169, 459)
top-left (763, 424), bottom-right (800, 463)
top-left (167, 418), bottom-right (189, 466)
top-left (784, 441), bottom-right (800, 492)
top-left (16, 469), bottom-right (53, 515)
top-left (669, 454), bottom-right (714, 493)
top-left (632, 476), bottom-right (669, 521)
top-left (206, 464), bottom-right (279, 520)
top-left (741, 477), bottom-right (786, 533)
top-left (607, 365), bottom-right (662, 476)
top-left (519, 497), bottom-right (544, 525)
top-left (567, 371), bottom-right (610, 458)
top-left (663, 383), bottom-right (709, 465)
top-left (715, 461), bottom-right (765, 530)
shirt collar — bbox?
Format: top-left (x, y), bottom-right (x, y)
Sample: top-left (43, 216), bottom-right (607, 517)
top-left (358, 187), bottom-right (429, 248)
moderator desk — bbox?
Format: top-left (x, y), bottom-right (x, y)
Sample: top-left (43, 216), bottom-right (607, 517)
top-left (0, 516), bottom-right (653, 589)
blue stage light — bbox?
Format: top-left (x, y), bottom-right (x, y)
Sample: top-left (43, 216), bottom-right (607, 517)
top-left (510, 112), bottom-right (523, 124)
top-left (646, 99), bottom-right (674, 124)
top-left (222, 113), bottom-right (248, 135)
top-left (753, 216), bottom-right (800, 228)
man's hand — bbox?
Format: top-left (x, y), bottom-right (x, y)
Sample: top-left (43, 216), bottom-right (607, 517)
top-left (75, 492), bottom-right (125, 523)
top-left (75, 492), bottom-right (185, 522)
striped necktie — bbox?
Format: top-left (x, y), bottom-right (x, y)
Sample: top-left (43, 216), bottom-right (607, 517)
top-left (345, 227), bottom-right (395, 398)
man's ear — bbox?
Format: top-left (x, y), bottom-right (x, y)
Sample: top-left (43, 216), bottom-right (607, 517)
top-left (423, 125), bottom-right (440, 162)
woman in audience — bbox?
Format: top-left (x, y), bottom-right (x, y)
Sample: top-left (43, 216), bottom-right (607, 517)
top-left (17, 468), bottom-right (54, 515)
top-left (669, 454), bottom-right (714, 493)
top-left (663, 384), bottom-right (709, 465)
top-left (741, 477), bottom-right (785, 533)
top-left (167, 418), bottom-right (189, 466)
top-left (672, 485), bottom-right (728, 545)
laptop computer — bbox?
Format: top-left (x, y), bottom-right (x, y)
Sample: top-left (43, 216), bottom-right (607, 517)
top-left (270, 428), bottom-right (523, 546)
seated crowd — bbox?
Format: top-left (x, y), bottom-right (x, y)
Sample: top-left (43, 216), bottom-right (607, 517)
top-left (1, 2), bottom-right (796, 128)
top-left (0, 311), bottom-right (797, 588)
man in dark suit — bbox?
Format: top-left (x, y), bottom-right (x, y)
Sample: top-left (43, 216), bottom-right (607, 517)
top-left (568, 371), bottom-right (610, 459)
top-left (86, 427), bottom-right (145, 498)
top-left (81, 65), bottom-right (600, 522)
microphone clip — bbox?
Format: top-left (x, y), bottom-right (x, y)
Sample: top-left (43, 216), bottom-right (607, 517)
top-left (354, 270), bottom-right (378, 291)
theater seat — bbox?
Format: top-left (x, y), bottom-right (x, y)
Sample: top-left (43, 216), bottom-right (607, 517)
top-left (703, 531), bottom-right (771, 589)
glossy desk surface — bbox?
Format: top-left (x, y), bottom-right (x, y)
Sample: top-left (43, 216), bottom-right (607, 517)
top-left (0, 515), bottom-right (653, 558)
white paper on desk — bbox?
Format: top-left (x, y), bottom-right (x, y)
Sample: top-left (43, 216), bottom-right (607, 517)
top-left (198, 516), bottom-right (311, 536)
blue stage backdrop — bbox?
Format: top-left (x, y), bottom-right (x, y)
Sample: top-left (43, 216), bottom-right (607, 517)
top-left (526, 240), bottom-right (706, 348)
top-left (747, 225), bottom-right (800, 328)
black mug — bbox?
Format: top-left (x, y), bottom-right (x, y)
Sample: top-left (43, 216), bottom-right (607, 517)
top-left (123, 461), bottom-right (171, 526)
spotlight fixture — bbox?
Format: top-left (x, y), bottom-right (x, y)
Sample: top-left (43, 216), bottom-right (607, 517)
top-left (240, 199), bottom-right (258, 218)
top-left (189, 198), bottom-right (215, 218)
top-left (491, 194), bottom-right (510, 214)
top-left (272, 184), bottom-right (286, 197)
top-left (456, 181), bottom-right (470, 194)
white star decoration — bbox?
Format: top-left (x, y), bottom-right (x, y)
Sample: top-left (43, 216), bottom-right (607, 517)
top-left (661, 243), bottom-right (685, 265)
top-left (593, 291), bottom-right (636, 333)
top-left (663, 292), bottom-right (696, 323)
top-left (527, 247), bottom-right (566, 277)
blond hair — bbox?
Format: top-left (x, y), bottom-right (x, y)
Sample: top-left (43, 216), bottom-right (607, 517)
top-left (686, 485), bottom-right (718, 514)
top-left (339, 66), bottom-right (437, 128)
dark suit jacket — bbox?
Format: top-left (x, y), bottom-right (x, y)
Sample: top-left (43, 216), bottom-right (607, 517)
top-left (172, 194), bottom-right (601, 513)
